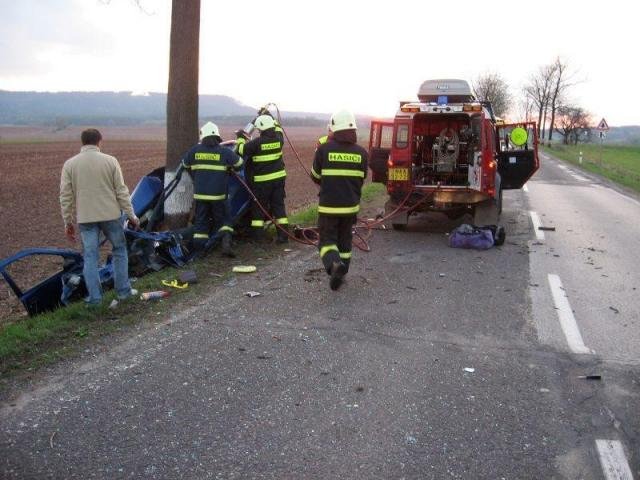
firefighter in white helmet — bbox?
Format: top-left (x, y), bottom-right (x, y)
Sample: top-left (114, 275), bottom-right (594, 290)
top-left (182, 121), bottom-right (243, 256)
top-left (310, 110), bottom-right (368, 290)
top-left (242, 114), bottom-right (289, 243)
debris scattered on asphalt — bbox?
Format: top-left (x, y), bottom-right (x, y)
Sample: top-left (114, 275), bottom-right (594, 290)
top-left (49, 431), bottom-right (57, 449)
top-left (387, 299), bottom-right (398, 304)
top-left (244, 291), bottom-right (261, 298)
top-left (406, 285), bottom-right (417, 290)
top-left (256, 354), bottom-right (271, 360)
top-left (140, 290), bottom-right (170, 301)
top-left (538, 226), bottom-right (556, 231)
top-left (539, 388), bottom-right (550, 393)
top-left (232, 265), bottom-right (257, 273)
top-left (238, 347), bottom-right (246, 352)
top-left (283, 248), bottom-right (292, 253)
top-left (463, 367), bottom-right (475, 373)
top-left (439, 273), bottom-right (446, 278)
top-left (529, 283), bottom-right (540, 287)
top-left (272, 335), bottom-right (281, 341)
top-left (405, 434), bottom-right (417, 445)
top-left (609, 306), bottom-right (620, 314)
top-left (320, 371), bottom-right (329, 376)
top-left (355, 386), bottom-right (365, 392)
top-left (577, 375), bottom-right (602, 380)
top-left (209, 273), bottom-right (223, 278)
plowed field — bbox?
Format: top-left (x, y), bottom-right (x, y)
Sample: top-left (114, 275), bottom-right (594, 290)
top-left (0, 125), bottom-right (331, 320)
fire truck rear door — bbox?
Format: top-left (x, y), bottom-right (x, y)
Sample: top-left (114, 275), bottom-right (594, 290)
top-left (368, 120), bottom-right (394, 183)
top-left (495, 122), bottom-right (540, 189)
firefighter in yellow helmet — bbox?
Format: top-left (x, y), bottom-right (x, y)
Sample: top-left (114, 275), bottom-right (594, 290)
top-left (242, 114), bottom-right (289, 243)
top-left (310, 110), bottom-right (368, 290)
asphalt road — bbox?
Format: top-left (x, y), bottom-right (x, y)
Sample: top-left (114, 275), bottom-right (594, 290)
top-left (1, 153), bottom-right (638, 479)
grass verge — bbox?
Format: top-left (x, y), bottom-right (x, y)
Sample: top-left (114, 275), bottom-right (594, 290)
top-left (0, 184), bottom-right (388, 380)
top-left (288, 183), bottom-right (385, 226)
top-left (543, 144), bottom-right (640, 193)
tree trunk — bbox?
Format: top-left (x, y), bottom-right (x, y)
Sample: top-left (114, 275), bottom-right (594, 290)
top-left (164, 0), bottom-right (200, 229)
top-left (548, 105), bottom-right (556, 143)
top-left (537, 107), bottom-right (544, 139)
top-left (541, 101), bottom-right (549, 145)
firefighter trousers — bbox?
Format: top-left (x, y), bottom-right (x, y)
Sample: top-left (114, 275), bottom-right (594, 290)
top-left (193, 200), bottom-right (233, 251)
top-left (250, 179), bottom-right (288, 239)
top-left (318, 214), bottom-right (355, 274)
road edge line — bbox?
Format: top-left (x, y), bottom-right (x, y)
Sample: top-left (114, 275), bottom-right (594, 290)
top-left (529, 211), bottom-right (545, 241)
top-left (547, 274), bottom-right (593, 355)
top-left (595, 439), bottom-right (634, 480)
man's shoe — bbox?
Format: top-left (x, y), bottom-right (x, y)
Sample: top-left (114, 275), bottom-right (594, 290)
top-left (329, 261), bottom-right (347, 291)
top-left (117, 288), bottom-right (139, 300)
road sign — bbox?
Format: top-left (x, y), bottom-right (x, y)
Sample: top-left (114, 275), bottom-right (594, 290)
top-left (596, 118), bottom-right (609, 131)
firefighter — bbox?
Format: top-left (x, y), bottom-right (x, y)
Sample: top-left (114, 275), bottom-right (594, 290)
top-left (182, 122), bottom-right (243, 257)
top-left (242, 114), bottom-right (289, 243)
top-left (311, 110), bottom-right (368, 290)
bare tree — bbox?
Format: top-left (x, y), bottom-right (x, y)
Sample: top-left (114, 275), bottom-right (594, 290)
top-left (515, 96), bottom-right (535, 123)
top-left (163, 0), bottom-right (200, 229)
top-left (472, 73), bottom-right (511, 118)
top-left (523, 64), bottom-right (555, 139)
top-left (546, 57), bottom-right (576, 145)
top-left (554, 105), bottom-right (591, 145)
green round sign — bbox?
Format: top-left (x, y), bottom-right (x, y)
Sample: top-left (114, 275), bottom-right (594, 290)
top-left (511, 127), bottom-right (528, 146)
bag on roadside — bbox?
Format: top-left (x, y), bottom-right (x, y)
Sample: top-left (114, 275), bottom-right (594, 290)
top-left (449, 224), bottom-right (502, 250)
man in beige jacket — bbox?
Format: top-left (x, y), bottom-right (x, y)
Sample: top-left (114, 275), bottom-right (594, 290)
top-left (60, 129), bottom-right (139, 305)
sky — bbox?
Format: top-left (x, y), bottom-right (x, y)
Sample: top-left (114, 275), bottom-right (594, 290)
top-left (1, 0), bottom-right (639, 126)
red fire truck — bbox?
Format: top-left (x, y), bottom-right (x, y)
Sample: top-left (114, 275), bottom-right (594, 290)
top-left (369, 79), bottom-right (539, 229)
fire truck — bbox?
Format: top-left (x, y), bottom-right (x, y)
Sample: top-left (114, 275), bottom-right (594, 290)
top-left (368, 79), bottom-right (539, 229)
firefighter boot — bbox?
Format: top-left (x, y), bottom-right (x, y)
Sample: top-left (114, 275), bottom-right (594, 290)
top-left (329, 261), bottom-right (347, 291)
top-left (221, 232), bottom-right (236, 258)
top-left (275, 225), bottom-right (289, 244)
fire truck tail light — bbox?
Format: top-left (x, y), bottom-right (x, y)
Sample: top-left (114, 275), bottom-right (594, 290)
top-left (387, 157), bottom-right (394, 168)
top-left (400, 106), bottom-right (420, 113)
top-left (488, 160), bottom-right (496, 170)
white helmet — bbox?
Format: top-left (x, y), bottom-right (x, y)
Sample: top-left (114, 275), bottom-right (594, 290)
top-left (200, 121), bottom-right (220, 140)
top-left (254, 114), bottom-right (276, 131)
top-left (329, 110), bottom-right (357, 132)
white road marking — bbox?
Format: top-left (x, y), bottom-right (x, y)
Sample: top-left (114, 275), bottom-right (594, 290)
top-left (596, 439), bottom-right (633, 480)
top-left (522, 184), bottom-right (529, 193)
top-left (547, 274), bottom-right (593, 355)
top-left (529, 211), bottom-right (545, 241)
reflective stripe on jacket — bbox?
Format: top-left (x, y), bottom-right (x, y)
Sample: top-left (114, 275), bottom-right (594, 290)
top-left (243, 128), bottom-right (286, 183)
top-left (312, 136), bottom-right (368, 215)
top-left (182, 141), bottom-right (243, 200)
